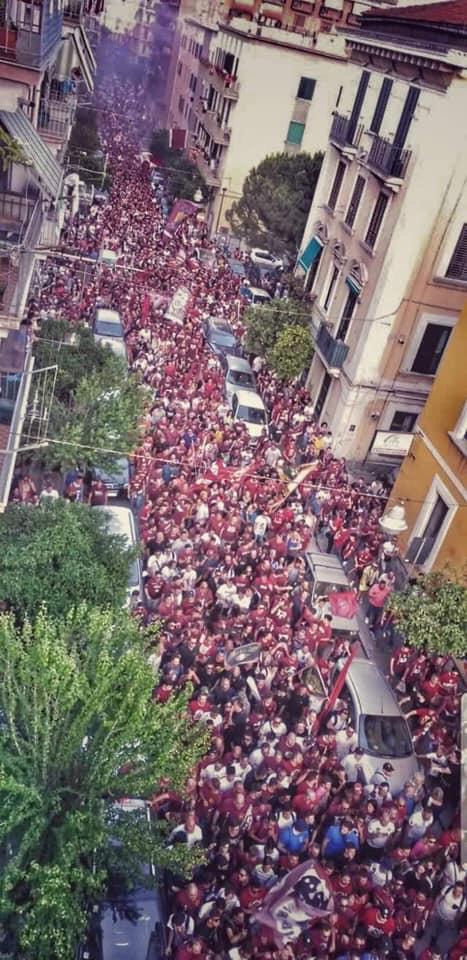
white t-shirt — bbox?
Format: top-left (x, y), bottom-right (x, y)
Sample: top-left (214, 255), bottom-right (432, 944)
top-left (254, 514), bottom-right (270, 537)
top-left (435, 886), bottom-right (467, 924)
top-left (366, 817), bottom-right (396, 848)
top-left (335, 730), bottom-right (358, 760)
top-left (342, 752), bottom-right (373, 783)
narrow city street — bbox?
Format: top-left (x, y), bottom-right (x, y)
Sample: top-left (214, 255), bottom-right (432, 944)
top-left (17, 67), bottom-right (462, 960)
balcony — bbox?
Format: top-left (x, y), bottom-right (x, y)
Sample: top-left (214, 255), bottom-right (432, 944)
top-left (366, 133), bottom-right (411, 184)
top-left (315, 322), bottom-right (349, 371)
top-left (329, 113), bottom-right (363, 155)
top-left (200, 60), bottom-right (240, 100)
top-left (38, 98), bottom-right (75, 141)
top-left (194, 153), bottom-right (221, 188)
top-left (0, 194), bottom-right (43, 329)
top-left (199, 109), bottom-right (231, 145)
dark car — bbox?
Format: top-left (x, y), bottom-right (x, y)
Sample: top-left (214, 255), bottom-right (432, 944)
top-left (203, 317), bottom-right (242, 358)
top-left (227, 258), bottom-right (248, 280)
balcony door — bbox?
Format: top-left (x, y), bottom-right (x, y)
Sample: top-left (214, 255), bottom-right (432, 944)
top-left (315, 372), bottom-right (331, 420)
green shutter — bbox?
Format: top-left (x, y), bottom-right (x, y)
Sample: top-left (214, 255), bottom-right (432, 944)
top-left (299, 236), bottom-right (322, 271)
top-left (286, 121), bottom-right (305, 146)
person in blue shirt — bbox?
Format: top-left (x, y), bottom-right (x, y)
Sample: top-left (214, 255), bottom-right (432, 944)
top-left (321, 818), bottom-right (360, 861)
top-left (278, 818), bottom-right (309, 855)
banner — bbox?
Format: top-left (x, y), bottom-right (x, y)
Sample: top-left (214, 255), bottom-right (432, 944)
top-left (320, 642), bottom-right (358, 722)
top-left (328, 590), bottom-right (358, 619)
top-left (165, 199), bottom-right (199, 234)
top-left (253, 859), bottom-right (333, 946)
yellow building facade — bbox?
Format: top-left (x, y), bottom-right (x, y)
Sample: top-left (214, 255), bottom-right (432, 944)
top-left (390, 301), bottom-right (467, 573)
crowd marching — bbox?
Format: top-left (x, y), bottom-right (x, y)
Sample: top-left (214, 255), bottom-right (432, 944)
top-left (15, 75), bottom-right (465, 960)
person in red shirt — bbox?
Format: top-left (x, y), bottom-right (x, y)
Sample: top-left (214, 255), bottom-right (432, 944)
top-left (360, 904), bottom-right (396, 944)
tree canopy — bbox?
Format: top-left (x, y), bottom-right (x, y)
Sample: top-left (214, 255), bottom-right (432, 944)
top-left (225, 151), bottom-right (323, 255)
top-left (149, 129), bottom-right (208, 202)
top-left (388, 569), bottom-right (467, 656)
top-left (28, 319), bottom-right (146, 472)
top-left (0, 606), bottom-right (208, 960)
top-left (267, 324), bottom-right (314, 381)
top-left (244, 298), bottom-right (311, 356)
top-left (0, 501), bottom-right (133, 621)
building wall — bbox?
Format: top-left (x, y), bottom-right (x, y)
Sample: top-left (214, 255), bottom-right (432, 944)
top-left (388, 304), bottom-right (467, 572)
top-left (206, 23), bottom-right (347, 229)
top-left (297, 40), bottom-right (467, 461)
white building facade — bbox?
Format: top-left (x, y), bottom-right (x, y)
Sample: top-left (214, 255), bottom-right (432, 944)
top-left (296, 0), bottom-right (467, 463)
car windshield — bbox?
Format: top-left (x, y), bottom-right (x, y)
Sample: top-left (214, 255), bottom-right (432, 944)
top-left (230, 262), bottom-right (245, 276)
top-left (211, 328), bottom-right (235, 345)
top-left (229, 370), bottom-right (255, 386)
top-left (254, 295), bottom-right (270, 304)
top-left (362, 714), bottom-right (413, 758)
top-left (95, 320), bottom-right (123, 338)
top-left (237, 404), bottom-right (266, 424)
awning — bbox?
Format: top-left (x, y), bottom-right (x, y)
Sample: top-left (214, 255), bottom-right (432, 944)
top-left (346, 275), bottom-right (362, 295)
top-left (298, 236), bottom-right (323, 271)
top-left (0, 109), bottom-right (62, 201)
top-left (72, 25), bottom-right (96, 92)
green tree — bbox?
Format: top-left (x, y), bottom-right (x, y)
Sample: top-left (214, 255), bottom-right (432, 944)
top-left (0, 128), bottom-right (29, 171)
top-left (226, 151), bottom-right (323, 255)
top-left (388, 569), bottom-right (467, 656)
top-left (0, 606), bottom-right (208, 960)
top-left (149, 128), bottom-right (207, 201)
top-left (244, 298), bottom-right (312, 357)
top-left (267, 323), bottom-right (314, 381)
top-left (0, 501), bottom-right (133, 621)
top-left (33, 319), bottom-right (119, 405)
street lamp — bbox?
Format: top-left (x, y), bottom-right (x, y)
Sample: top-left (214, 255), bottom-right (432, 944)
top-left (379, 501), bottom-right (408, 536)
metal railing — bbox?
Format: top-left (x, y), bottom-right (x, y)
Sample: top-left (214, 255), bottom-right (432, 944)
top-left (330, 113), bottom-right (363, 149)
top-left (367, 134), bottom-right (411, 179)
top-left (38, 98), bottom-right (74, 138)
top-left (316, 322), bottom-right (349, 369)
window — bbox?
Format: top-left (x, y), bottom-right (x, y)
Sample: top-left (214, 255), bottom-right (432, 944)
top-left (448, 400), bottom-right (467, 455)
top-left (347, 69), bottom-right (370, 145)
top-left (323, 265), bottom-right (339, 312)
top-left (389, 410), bottom-right (418, 433)
top-left (286, 121), bottom-right (305, 146)
top-left (177, 61), bottom-right (182, 76)
top-left (305, 245), bottom-right (323, 292)
top-left (407, 495), bottom-right (450, 565)
top-left (315, 372), bottom-right (331, 419)
top-left (336, 286), bottom-right (358, 341)
top-left (369, 77), bottom-right (393, 135)
top-left (345, 175), bottom-right (365, 229)
top-left (411, 323), bottom-right (451, 376)
top-left (446, 224), bottom-right (467, 282)
top-left (297, 76), bottom-right (316, 101)
top-left (178, 95), bottom-right (185, 115)
top-left (365, 192), bottom-right (389, 249)
top-left (328, 160), bottom-right (346, 211)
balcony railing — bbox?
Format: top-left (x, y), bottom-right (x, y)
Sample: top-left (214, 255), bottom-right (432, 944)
top-left (367, 134), bottom-right (411, 180)
top-left (194, 153), bottom-right (221, 187)
top-left (330, 113), bottom-right (363, 150)
top-left (200, 109), bottom-right (231, 145)
top-left (316, 322), bottom-right (349, 369)
top-left (200, 61), bottom-right (240, 100)
top-left (38, 98), bottom-right (75, 139)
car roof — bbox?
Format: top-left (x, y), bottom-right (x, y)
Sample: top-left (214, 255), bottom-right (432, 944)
top-left (226, 355), bottom-right (253, 372)
top-left (249, 287), bottom-right (271, 297)
top-left (234, 388), bottom-right (265, 408)
top-left (208, 316), bottom-right (233, 331)
top-left (95, 308), bottom-right (122, 323)
top-left (346, 659), bottom-right (401, 716)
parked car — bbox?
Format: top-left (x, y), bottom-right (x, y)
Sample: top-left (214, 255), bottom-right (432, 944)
top-left (94, 505), bottom-right (142, 606)
top-left (223, 355), bottom-right (256, 402)
top-left (344, 658), bottom-right (420, 794)
top-left (99, 249), bottom-right (118, 269)
top-left (250, 248), bottom-right (283, 270)
top-left (240, 285), bottom-right (272, 307)
top-left (305, 551), bottom-right (359, 639)
top-left (231, 389), bottom-right (268, 440)
top-left (91, 458), bottom-right (130, 498)
top-left (93, 308), bottom-right (126, 360)
top-left (228, 258), bottom-right (248, 279)
top-left (203, 317), bottom-right (241, 358)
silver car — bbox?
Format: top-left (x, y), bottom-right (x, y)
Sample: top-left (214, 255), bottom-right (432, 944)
top-left (223, 355), bottom-right (256, 402)
top-left (344, 658), bottom-right (419, 795)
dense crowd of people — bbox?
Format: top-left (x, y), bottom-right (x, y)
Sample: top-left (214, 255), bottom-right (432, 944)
top-left (17, 74), bottom-right (464, 959)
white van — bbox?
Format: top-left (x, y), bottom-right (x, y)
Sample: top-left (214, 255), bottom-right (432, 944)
top-left (99, 248), bottom-right (118, 269)
top-left (94, 505), bottom-right (142, 606)
top-left (240, 285), bottom-right (272, 307)
top-left (93, 308), bottom-right (127, 361)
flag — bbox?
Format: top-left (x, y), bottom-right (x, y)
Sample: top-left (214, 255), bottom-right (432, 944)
top-left (328, 590), bottom-right (359, 619)
top-left (165, 199), bottom-right (200, 234)
top-left (253, 859), bottom-right (333, 946)
top-left (320, 643), bottom-right (358, 721)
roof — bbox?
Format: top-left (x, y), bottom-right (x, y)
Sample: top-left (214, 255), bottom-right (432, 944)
top-left (234, 388), bottom-right (265, 407)
top-left (360, 0), bottom-right (467, 26)
top-left (0, 109), bottom-right (62, 200)
top-left (346, 659), bottom-right (400, 715)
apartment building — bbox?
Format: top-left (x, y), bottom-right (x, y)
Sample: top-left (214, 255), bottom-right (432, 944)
top-left (0, 0), bottom-right (98, 509)
top-left (387, 302), bottom-right (467, 573)
top-left (296, 0), bottom-right (467, 464)
top-left (169, 15), bottom-right (348, 229)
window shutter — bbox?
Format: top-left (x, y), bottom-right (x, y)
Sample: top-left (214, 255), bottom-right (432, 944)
top-left (393, 85), bottom-right (419, 149)
top-left (347, 70), bottom-right (370, 145)
top-left (345, 175), bottom-right (365, 228)
top-left (370, 78), bottom-right (393, 135)
top-left (286, 121), bottom-right (305, 145)
top-left (328, 160), bottom-right (346, 211)
top-left (365, 193), bottom-right (389, 249)
top-left (446, 224), bottom-right (467, 281)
